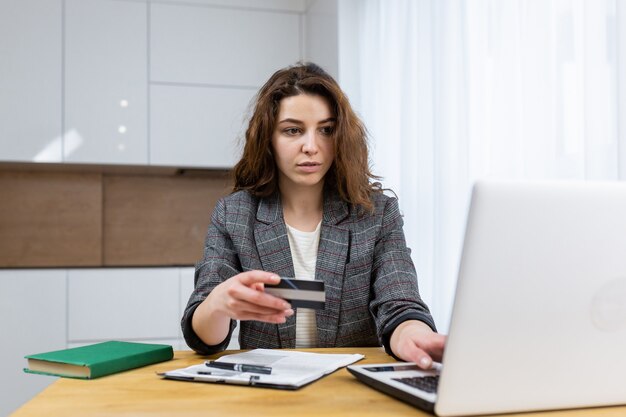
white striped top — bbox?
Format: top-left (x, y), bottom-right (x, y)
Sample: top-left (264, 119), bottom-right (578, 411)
top-left (286, 221), bottom-right (321, 348)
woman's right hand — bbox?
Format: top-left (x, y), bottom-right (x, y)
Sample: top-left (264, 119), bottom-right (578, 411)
top-left (205, 271), bottom-right (294, 324)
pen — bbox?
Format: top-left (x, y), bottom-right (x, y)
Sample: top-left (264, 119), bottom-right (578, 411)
top-left (205, 361), bottom-right (272, 375)
top-left (198, 370), bottom-right (261, 380)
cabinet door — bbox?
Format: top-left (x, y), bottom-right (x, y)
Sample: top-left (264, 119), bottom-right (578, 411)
top-left (159, 0), bottom-right (305, 12)
top-left (305, 0), bottom-right (339, 79)
top-left (0, 0), bottom-right (62, 162)
top-left (67, 339), bottom-right (181, 351)
top-left (179, 267), bottom-right (240, 350)
top-left (150, 84), bottom-right (255, 167)
top-left (149, 3), bottom-right (301, 168)
top-left (179, 267), bottom-right (195, 349)
top-left (150, 4), bottom-right (301, 87)
top-left (0, 269), bottom-right (67, 416)
top-left (68, 268), bottom-right (180, 342)
top-left (64, 0), bottom-right (147, 164)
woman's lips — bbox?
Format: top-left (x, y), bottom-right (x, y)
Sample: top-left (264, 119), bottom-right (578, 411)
top-left (296, 162), bottom-right (322, 173)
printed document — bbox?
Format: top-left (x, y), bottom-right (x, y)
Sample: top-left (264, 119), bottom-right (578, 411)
top-left (160, 349), bottom-right (364, 389)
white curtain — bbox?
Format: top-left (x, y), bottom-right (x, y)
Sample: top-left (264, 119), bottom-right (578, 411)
top-left (339, 0), bottom-right (626, 331)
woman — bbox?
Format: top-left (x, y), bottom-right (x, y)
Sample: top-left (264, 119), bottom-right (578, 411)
top-left (182, 63), bottom-right (445, 369)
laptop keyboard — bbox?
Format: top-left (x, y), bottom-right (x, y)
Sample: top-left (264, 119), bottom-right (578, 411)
top-left (392, 375), bottom-right (440, 394)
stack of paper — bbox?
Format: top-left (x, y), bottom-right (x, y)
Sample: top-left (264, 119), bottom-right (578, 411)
top-left (160, 349), bottom-right (364, 389)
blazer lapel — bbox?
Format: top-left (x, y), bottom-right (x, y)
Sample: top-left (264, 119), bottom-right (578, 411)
top-left (315, 191), bottom-right (350, 347)
top-left (254, 193), bottom-right (296, 348)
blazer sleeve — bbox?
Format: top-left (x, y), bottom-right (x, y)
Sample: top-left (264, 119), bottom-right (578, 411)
top-left (181, 197), bottom-right (241, 355)
top-left (368, 196), bottom-right (437, 357)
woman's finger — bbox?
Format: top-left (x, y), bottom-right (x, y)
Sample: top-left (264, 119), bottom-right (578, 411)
top-left (238, 271), bottom-right (281, 286)
top-left (228, 298), bottom-right (293, 317)
top-left (236, 311), bottom-right (293, 324)
top-left (403, 344), bottom-right (433, 369)
top-left (228, 284), bottom-right (290, 310)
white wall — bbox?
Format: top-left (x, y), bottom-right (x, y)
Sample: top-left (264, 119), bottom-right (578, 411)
top-left (0, 1), bottom-right (338, 415)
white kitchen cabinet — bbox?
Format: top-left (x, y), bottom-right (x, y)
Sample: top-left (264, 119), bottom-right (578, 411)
top-left (68, 268), bottom-right (180, 342)
top-left (158, 0), bottom-right (306, 12)
top-left (0, 269), bottom-right (67, 417)
top-left (67, 338), bottom-right (181, 350)
top-left (305, 0), bottom-right (339, 79)
top-left (179, 267), bottom-right (195, 350)
top-left (64, 0), bottom-right (148, 164)
top-left (150, 3), bottom-right (301, 87)
top-left (0, 0), bottom-right (338, 170)
top-left (179, 267), bottom-right (195, 322)
top-left (179, 267), bottom-right (240, 350)
top-left (150, 84), bottom-right (255, 167)
top-left (0, 0), bottom-right (63, 163)
top-left (0, 261), bottom-right (244, 415)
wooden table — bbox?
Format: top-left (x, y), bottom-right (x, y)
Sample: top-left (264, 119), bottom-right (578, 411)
top-left (11, 348), bottom-right (626, 417)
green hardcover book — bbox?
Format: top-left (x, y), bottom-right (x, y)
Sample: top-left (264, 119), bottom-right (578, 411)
top-left (24, 341), bottom-right (173, 379)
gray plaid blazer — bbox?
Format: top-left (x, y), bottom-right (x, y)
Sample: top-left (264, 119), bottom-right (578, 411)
top-left (182, 189), bottom-right (436, 355)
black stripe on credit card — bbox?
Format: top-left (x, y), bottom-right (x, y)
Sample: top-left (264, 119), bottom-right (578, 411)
top-left (265, 278), bottom-right (326, 310)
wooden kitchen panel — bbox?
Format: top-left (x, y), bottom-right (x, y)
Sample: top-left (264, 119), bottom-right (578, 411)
top-left (0, 171), bottom-right (103, 267)
top-left (103, 172), bottom-right (232, 266)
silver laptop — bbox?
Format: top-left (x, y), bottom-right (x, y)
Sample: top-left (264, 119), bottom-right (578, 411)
top-left (349, 180), bottom-right (626, 416)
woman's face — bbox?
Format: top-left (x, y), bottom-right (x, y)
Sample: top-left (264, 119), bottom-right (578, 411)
top-left (271, 94), bottom-right (336, 193)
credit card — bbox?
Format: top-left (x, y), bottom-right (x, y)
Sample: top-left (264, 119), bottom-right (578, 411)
top-left (265, 278), bottom-right (325, 310)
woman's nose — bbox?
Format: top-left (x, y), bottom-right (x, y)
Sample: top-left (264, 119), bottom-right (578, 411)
top-left (302, 131), bottom-right (319, 154)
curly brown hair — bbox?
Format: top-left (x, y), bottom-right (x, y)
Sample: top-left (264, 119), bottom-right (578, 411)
top-left (233, 62), bottom-right (381, 212)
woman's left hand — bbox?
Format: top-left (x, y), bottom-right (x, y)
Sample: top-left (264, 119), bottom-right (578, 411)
top-left (389, 320), bottom-right (446, 369)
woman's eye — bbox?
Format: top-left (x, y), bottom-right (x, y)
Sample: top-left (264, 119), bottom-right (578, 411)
top-left (284, 128), bottom-right (301, 136)
top-left (320, 126), bottom-right (334, 135)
